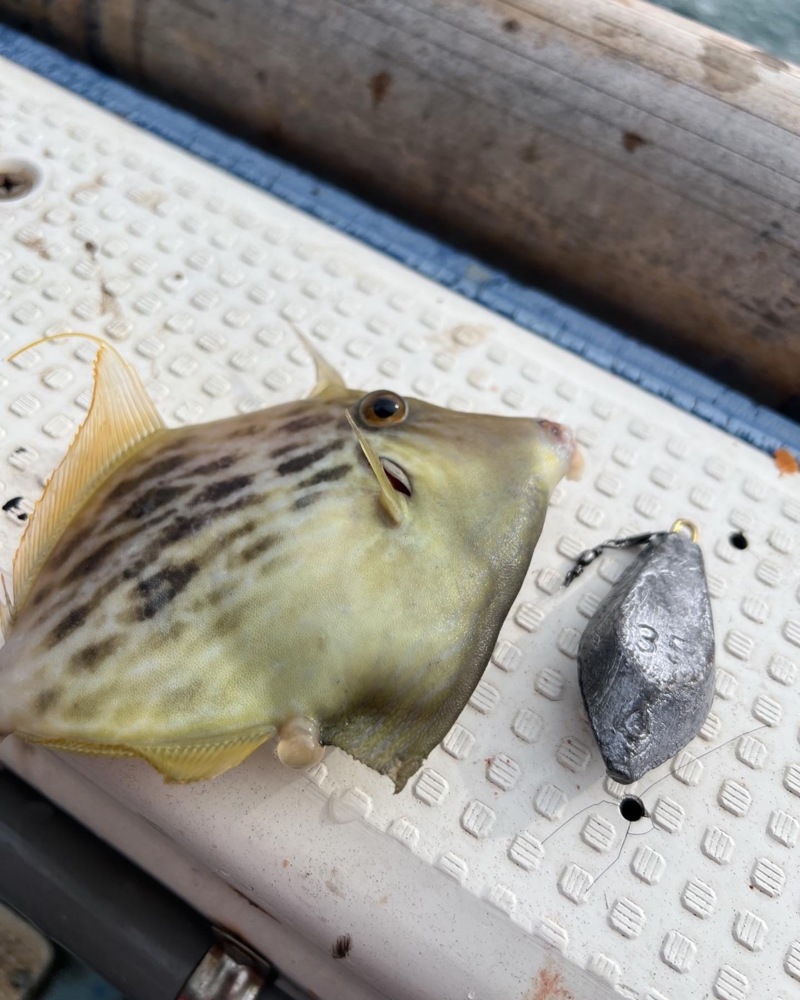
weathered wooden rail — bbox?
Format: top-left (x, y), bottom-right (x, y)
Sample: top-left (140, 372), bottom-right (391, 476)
top-left (2, 0), bottom-right (798, 409)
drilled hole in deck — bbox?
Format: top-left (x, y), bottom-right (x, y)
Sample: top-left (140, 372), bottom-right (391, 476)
top-left (729, 532), bottom-right (748, 550)
top-left (0, 158), bottom-right (43, 203)
top-left (619, 796), bottom-right (646, 822)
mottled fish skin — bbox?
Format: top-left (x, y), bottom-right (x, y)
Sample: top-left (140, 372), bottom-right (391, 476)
top-left (0, 361), bottom-right (576, 789)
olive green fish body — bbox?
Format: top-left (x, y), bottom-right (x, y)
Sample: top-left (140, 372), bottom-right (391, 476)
top-left (0, 338), bottom-right (578, 789)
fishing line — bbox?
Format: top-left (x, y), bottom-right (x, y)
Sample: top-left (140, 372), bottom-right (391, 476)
top-left (535, 723), bottom-right (769, 900)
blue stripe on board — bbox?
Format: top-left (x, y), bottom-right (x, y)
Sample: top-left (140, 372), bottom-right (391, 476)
top-left (1, 24), bottom-right (797, 454)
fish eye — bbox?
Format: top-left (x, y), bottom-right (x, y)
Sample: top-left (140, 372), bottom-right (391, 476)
top-left (357, 390), bottom-right (408, 427)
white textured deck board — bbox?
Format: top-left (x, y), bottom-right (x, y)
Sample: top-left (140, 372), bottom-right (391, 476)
top-left (1, 56), bottom-right (799, 1000)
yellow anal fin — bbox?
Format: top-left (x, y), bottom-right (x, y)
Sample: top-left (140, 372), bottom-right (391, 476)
top-left (345, 411), bottom-right (407, 526)
top-left (134, 732), bottom-right (274, 782)
top-left (19, 730), bottom-right (274, 782)
top-left (16, 733), bottom-right (137, 760)
top-left (292, 325), bottom-right (347, 400)
top-left (9, 335), bottom-right (165, 620)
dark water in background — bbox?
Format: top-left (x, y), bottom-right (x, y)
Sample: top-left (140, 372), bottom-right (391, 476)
top-left (656, 0), bottom-right (800, 63)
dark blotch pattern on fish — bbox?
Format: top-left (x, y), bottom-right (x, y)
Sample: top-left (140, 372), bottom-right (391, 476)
top-left (218, 519), bottom-right (259, 550)
top-left (134, 562), bottom-right (199, 620)
top-left (239, 534), bottom-right (280, 563)
top-left (69, 635), bottom-right (121, 673)
top-left (106, 454), bottom-right (189, 500)
top-left (215, 606), bottom-right (246, 635)
top-left (293, 493), bottom-right (323, 511)
top-left (169, 679), bottom-right (203, 707)
top-left (57, 533), bottom-right (97, 569)
top-left (35, 688), bottom-right (61, 712)
top-left (158, 513), bottom-right (210, 545)
top-left (66, 538), bottom-right (120, 583)
top-left (158, 620), bottom-right (189, 644)
top-left (270, 441), bottom-right (304, 459)
top-left (277, 412), bottom-right (336, 435)
top-left (191, 455), bottom-right (238, 476)
top-left (122, 484), bottom-right (190, 521)
top-left (64, 524), bottom-right (148, 582)
top-left (31, 416), bottom-right (339, 643)
top-left (122, 559), bottom-right (147, 580)
top-left (277, 441), bottom-right (344, 476)
top-left (229, 423), bottom-right (260, 439)
top-left (203, 587), bottom-right (228, 608)
top-left (297, 463), bottom-right (352, 489)
top-left (191, 475), bottom-right (254, 507)
top-left (50, 605), bottom-right (89, 645)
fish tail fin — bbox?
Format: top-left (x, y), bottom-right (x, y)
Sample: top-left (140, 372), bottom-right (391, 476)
top-left (344, 411), bottom-right (407, 526)
top-left (8, 335), bottom-right (165, 617)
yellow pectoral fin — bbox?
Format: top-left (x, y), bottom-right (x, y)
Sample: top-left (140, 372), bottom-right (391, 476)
top-left (345, 411), bottom-right (407, 526)
top-left (8, 335), bottom-right (165, 622)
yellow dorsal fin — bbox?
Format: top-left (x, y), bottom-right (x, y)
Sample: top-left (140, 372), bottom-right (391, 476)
top-left (9, 334), bottom-right (165, 618)
top-left (292, 325), bottom-right (347, 399)
top-left (345, 410), bottom-right (406, 526)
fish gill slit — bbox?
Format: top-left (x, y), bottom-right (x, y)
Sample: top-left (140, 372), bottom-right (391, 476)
top-left (379, 457), bottom-right (412, 497)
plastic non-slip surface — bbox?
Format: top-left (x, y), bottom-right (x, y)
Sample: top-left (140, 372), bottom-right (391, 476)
top-left (1, 41), bottom-right (800, 1000)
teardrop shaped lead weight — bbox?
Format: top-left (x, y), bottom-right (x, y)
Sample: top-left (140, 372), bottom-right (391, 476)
top-left (578, 529), bottom-right (715, 784)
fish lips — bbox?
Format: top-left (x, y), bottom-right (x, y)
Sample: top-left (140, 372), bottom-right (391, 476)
top-left (536, 418), bottom-right (583, 482)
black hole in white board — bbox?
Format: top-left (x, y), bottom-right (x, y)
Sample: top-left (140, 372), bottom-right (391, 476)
top-left (729, 532), bottom-right (748, 550)
top-left (619, 796), bottom-right (646, 822)
top-left (0, 158), bottom-right (42, 202)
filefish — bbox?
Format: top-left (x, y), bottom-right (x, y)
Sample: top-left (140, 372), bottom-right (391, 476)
top-left (0, 334), bottom-right (581, 790)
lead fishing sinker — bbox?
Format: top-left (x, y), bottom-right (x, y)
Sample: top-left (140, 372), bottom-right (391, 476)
top-left (566, 520), bottom-right (715, 784)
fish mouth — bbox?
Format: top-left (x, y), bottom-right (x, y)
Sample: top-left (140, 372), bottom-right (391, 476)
top-left (380, 457), bottom-right (412, 496)
top-left (538, 418), bottom-right (584, 481)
